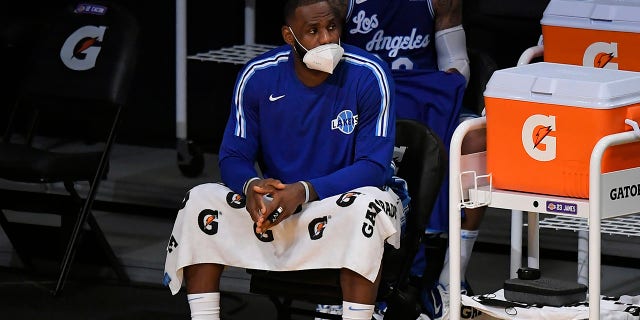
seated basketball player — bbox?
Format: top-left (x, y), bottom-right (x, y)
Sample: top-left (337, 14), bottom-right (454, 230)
top-left (162, 1), bottom-right (401, 319)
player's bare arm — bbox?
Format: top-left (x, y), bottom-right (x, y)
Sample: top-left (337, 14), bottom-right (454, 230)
top-left (432, 0), bottom-right (462, 32)
top-left (433, 0), bottom-right (469, 81)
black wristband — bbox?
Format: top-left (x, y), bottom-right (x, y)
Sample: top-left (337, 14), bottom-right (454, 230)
top-left (267, 206), bottom-right (283, 223)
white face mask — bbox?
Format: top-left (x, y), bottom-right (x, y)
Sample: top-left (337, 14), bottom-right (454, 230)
top-left (288, 27), bottom-right (344, 74)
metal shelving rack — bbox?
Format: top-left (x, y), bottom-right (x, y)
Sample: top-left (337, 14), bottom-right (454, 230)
top-left (448, 116), bottom-right (640, 320)
top-left (175, 0), bottom-right (276, 176)
top-left (187, 44), bottom-right (277, 65)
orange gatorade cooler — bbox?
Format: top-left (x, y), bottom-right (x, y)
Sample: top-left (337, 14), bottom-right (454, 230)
top-left (541, 0), bottom-right (640, 71)
top-left (485, 62), bottom-right (640, 198)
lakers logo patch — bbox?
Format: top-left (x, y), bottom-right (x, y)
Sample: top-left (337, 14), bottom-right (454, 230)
top-left (331, 110), bottom-right (358, 134)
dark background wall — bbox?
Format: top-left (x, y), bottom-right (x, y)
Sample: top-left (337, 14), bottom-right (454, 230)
top-left (463, 0), bottom-right (550, 69)
top-left (1, 0), bottom-right (548, 152)
top-left (0, 0), bottom-right (287, 152)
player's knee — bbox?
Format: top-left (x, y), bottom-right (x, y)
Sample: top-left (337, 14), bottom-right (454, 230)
top-left (461, 129), bottom-right (486, 155)
top-left (188, 183), bottom-right (225, 199)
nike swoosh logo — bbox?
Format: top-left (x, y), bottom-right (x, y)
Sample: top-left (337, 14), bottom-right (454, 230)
top-left (348, 306), bottom-right (371, 311)
top-left (431, 291), bottom-right (442, 315)
top-left (269, 94), bottom-right (285, 102)
top-left (355, 0), bottom-right (367, 3)
top-left (188, 297), bottom-right (203, 302)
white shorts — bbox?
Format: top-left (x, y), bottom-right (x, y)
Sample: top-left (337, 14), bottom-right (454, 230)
top-left (163, 183), bottom-right (402, 295)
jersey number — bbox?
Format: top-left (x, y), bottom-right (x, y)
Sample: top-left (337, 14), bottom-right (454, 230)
top-left (390, 57), bottom-right (413, 70)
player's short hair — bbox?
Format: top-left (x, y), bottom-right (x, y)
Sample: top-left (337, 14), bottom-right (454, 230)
top-left (283, 0), bottom-right (342, 25)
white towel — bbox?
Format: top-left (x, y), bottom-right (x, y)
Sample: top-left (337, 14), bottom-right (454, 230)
top-left (163, 183), bottom-right (402, 295)
top-left (461, 289), bottom-right (640, 320)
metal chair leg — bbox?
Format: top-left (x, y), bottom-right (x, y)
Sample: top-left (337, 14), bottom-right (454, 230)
top-left (86, 211), bottom-right (130, 282)
top-left (0, 209), bottom-right (34, 269)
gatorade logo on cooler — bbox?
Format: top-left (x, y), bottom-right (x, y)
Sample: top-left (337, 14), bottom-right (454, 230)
top-left (522, 114), bottom-right (556, 161)
top-left (583, 41), bottom-right (618, 69)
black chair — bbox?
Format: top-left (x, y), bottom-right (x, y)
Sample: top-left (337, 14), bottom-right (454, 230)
top-left (247, 119), bottom-right (447, 319)
top-left (463, 47), bottom-right (499, 115)
top-left (414, 47), bottom-right (499, 291)
top-left (0, 1), bottom-right (138, 296)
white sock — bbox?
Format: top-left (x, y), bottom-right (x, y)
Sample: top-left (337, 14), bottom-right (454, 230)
top-left (439, 229), bottom-right (479, 288)
top-left (342, 301), bottom-right (374, 319)
top-left (187, 292), bottom-right (220, 320)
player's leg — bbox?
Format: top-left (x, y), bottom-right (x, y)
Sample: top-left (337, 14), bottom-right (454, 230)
top-left (439, 119), bottom-right (487, 291)
top-left (164, 183), bottom-right (248, 320)
top-left (340, 267), bottom-right (381, 319)
top-left (427, 115), bottom-right (487, 320)
top-left (184, 263), bottom-right (224, 320)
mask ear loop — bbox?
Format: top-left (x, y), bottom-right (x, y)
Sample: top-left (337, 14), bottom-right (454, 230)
top-left (288, 26), bottom-right (342, 52)
top-left (288, 26), bottom-right (310, 53)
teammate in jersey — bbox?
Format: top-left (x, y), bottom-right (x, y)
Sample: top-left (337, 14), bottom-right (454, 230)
top-left (335, 1), bottom-right (488, 319)
top-left (163, 1), bottom-right (401, 319)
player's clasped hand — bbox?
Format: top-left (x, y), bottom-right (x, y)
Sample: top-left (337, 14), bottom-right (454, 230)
top-left (244, 178), bottom-right (284, 227)
top-left (246, 179), bottom-right (307, 233)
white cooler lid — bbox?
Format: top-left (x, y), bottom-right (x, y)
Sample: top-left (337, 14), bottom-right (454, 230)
top-left (484, 62), bottom-right (640, 109)
top-left (542, 0), bottom-right (640, 33)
